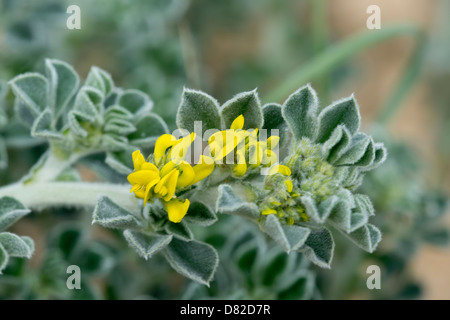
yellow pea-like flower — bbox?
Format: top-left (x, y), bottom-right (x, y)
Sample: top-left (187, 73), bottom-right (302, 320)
top-left (284, 179), bottom-right (293, 193)
top-left (266, 136), bottom-right (280, 150)
top-left (164, 198), bottom-right (190, 223)
top-left (269, 164), bottom-right (291, 176)
top-left (230, 114), bottom-right (244, 130)
top-left (176, 162), bottom-right (196, 188)
top-left (262, 208), bottom-right (277, 215)
top-left (127, 170), bottom-right (161, 201)
top-left (232, 149), bottom-right (247, 177)
top-left (191, 155), bottom-right (215, 185)
top-left (154, 134), bottom-right (179, 167)
top-left (154, 168), bottom-right (179, 201)
top-left (168, 132), bottom-right (196, 164)
top-left (132, 149), bottom-right (146, 171)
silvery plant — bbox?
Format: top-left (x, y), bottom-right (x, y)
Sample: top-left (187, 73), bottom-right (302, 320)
top-left (0, 59), bottom-right (386, 294)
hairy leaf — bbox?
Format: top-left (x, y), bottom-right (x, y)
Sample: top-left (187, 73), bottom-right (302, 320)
top-left (221, 90), bottom-right (263, 130)
top-left (0, 232), bottom-right (34, 259)
top-left (0, 196), bottom-right (31, 231)
top-left (164, 237), bottom-right (219, 286)
top-left (177, 88), bottom-right (221, 137)
top-left (93, 195), bottom-right (142, 230)
top-left (123, 230), bottom-right (173, 260)
top-left (282, 84), bottom-right (318, 140)
top-left (316, 95), bottom-right (361, 143)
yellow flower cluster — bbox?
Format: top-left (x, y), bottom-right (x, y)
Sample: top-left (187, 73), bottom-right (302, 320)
top-left (207, 115), bottom-right (280, 177)
top-left (127, 133), bottom-right (215, 223)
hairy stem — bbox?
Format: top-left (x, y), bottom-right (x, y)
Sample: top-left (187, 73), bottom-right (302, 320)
top-left (0, 181), bottom-right (139, 214)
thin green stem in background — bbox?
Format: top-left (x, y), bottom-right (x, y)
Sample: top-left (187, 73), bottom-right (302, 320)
top-left (310, 0), bottom-right (331, 107)
top-left (264, 24), bottom-right (425, 125)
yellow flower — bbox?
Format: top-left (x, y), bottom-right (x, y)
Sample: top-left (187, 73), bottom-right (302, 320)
top-left (127, 134), bottom-right (215, 223)
top-left (164, 198), bottom-right (190, 223)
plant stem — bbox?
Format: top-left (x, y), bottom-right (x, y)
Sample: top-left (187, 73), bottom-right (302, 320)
top-left (0, 181), bottom-right (139, 214)
top-left (263, 24), bottom-right (424, 105)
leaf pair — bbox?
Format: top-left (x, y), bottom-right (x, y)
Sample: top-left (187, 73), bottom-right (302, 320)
top-left (0, 197), bottom-right (34, 273)
top-left (92, 195), bottom-right (219, 286)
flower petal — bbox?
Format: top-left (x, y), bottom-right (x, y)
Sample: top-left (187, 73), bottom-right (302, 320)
top-left (191, 155), bottom-right (215, 185)
top-left (143, 178), bottom-right (160, 206)
top-left (268, 164), bottom-right (291, 176)
top-left (230, 114), bottom-right (244, 130)
top-left (164, 198), bottom-right (190, 223)
top-left (154, 134), bottom-right (178, 166)
top-left (127, 170), bottom-right (160, 186)
top-left (132, 150), bottom-right (146, 171)
top-left (262, 209), bottom-right (277, 215)
top-left (169, 132), bottom-right (196, 164)
top-left (267, 136), bottom-right (280, 150)
top-left (154, 168), bottom-right (179, 201)
top-left (232, 150), bottom-right (247, 177)
top-left (177, 162), bottom-right (195, 188)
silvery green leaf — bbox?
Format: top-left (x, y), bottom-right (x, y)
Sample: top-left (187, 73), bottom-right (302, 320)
top-left (334, 132), bottom-right (371, 166)
top-left (261, 214), bottom-right (310, 253)
top-left (117, 89), bottom-right (153, 114)
top-left (85, 66), bottom-right (114, 96)
top-left (220, 89), bottom-right (263, 130)
top-left (104, 118), bottom-right (136, 135)
top-left (316, 95), bottom-right (361, 143)
top-left (15, 99), bottom-right (37, 127)
top-left (9, 73), bottom-right (47, 118)
top-left (104, 105), bottom-right (133, 122)
top-left (67, 110), bottom-right (91, 137)
top-left (45, 59), bottom-right (79, 119)
top-left (322, 125), bottom-right (345, 157)
top-left (342, 167), bottom-right (364, 190)
top-left (0, 139), bottom-right (7, 170)
top-left (327, 126), bottom-right (352, 163)
top-left (353, 137), bottom-right (375, 168)
top-left (128, 113), bottom-right (169, 147)
top-left (0, 196), bottom-right (31, 231)
top-left (123, 230), bottom-right (173, 260)
top-left (31, 109), bottom-right (64, 140)
top-left (93, 195), bottom-right (142, 230)
top-left (360, 142), bottom-right (387, 171)
top-left (318, 195), bottom-right (339, 222)
top-left (0, 232), bottom-right (34, 259)
top-left (282, 84), bottom-right (318, 140)
top-left (73, 86), bottom-right (104, 119)
top-left (354, 194), bottom-right (375, 217)
top-left (0, 243), bottom-right (8, 273)
top-left (165, 220), bottom-right (193, 241)
top-left (298, 227), bottom-right (334, 268)
top-left (164, 237), bottom-right (219, 286)
top-left (262, 103), bottom-right (289, 148)
top-left (344, 223), bottom-right (381, 253)
top-left (216, 184), bottom-right (260, 219)
top-left (177, 88), bottom-right (221, 137)
top-left (299, 195), bottom-right (320, 223)
top-left (183, 201), bottom-right (217, 227)
top-left (328, 189), bottom-right (355, 233)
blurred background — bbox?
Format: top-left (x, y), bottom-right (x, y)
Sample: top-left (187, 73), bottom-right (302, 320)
top-left (0, 0), bottom-right (449, 299)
